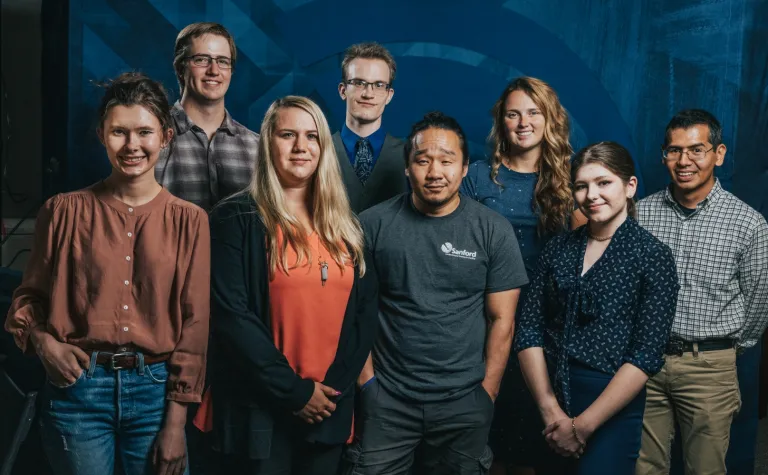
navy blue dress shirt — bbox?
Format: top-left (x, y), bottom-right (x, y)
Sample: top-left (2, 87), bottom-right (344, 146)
top-left (515, 217), bottom-right (679, 415)
top-left (341, 123), bottom-right (387, 167)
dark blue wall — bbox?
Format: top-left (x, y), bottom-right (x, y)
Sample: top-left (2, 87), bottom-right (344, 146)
top-left (64, 0), bottom-right (768, 217)
top-left (60, 2), bottom-right (767, 471)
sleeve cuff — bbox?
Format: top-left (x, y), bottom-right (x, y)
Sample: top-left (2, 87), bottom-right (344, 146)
top-left (166, 379), bottom-right (204, 404)
top-left (622, 354), bottom-right (661, 377)
top-left (514, 340), bottom-right (543, 353)
top-left (12, 321), bottom-right (44, 355)
top-left (166, 391), bottom-right (202, 404)
top-left (736, 338), bottom-right (757, 350)
top-left (486, 278), bottom-right (529, 294)
top-left (513, 331), bottom-right (543, 353)
top-left (287, 378), bottom-right (316, 412)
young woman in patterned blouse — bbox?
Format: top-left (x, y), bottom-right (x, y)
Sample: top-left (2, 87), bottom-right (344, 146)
top-left (515, 141), bottom-right (679, 475)
top-left (203, 96), bottom-right (378, 474)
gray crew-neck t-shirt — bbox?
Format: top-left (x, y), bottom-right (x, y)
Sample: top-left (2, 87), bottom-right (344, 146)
top-left (361, 193), bottom-right (529, 402)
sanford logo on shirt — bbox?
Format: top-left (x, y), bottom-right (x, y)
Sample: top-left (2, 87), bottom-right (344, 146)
top-left (440, 242), bottom-right (477, 260)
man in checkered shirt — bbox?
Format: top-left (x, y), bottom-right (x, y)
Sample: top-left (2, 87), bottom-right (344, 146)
top-left (635, 109), bottom-right (768, 475)
top-left (155, 22), bottom-right (260, 211)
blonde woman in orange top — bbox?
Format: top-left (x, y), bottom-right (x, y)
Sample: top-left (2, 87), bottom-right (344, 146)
top-left (204, 96), bottom-right (378, 474)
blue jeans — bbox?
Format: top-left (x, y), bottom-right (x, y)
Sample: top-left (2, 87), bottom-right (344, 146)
top-left (39, 351), bottom-right (188, 475)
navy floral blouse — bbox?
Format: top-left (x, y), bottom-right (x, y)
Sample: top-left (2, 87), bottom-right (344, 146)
top-left (514, 217), bottom-right (679, 415)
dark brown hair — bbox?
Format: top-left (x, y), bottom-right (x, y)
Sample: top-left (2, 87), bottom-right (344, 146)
top-left (488, 77), bottom-right (573, 234)
top-left (97, 72), bottom-right (172, 133)
top-left (571, 141), bottom-right (637, 218)
top-left (173, 22), bottom-right (237, 95)
top-left (341, 42), bottom-right (397, 84)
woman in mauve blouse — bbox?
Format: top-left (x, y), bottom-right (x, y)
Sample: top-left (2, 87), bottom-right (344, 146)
top-left (200, 96), bottom-right (378, 475)
top-left (515, 142), bottom-right (679, 475)
top-left (4, 73), bottom-right (210, 475)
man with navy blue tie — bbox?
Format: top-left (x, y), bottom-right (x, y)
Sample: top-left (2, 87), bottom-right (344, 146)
top-left (333, 42), bottom-right (408, 213)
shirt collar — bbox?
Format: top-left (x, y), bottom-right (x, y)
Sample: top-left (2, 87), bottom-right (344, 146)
top-left (340, 123), bottom-right (387, 158)
top-left (577, 214), bottom-right (636, 242)
top-left (663, 178), bottom-right (723, 212)
top-left (172, 101), bottom-right (237, 136)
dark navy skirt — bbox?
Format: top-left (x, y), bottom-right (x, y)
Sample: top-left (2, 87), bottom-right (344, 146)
top-left (538, 362), bottom-right (646, 475)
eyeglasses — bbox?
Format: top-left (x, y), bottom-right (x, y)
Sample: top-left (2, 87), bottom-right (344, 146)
top-left (662, 145), bottom-right (714, 161)
top-left (344, 78), bottom-right (391, 94)
top-left (186, 54), bottom-right (233, 69)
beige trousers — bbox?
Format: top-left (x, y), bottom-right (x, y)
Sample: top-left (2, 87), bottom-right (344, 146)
top-left (636, 348), bottom-right (741, 475)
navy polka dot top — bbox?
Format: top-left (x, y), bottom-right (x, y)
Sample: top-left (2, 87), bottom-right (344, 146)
top-left (514, 217), bottom-right (679, 414)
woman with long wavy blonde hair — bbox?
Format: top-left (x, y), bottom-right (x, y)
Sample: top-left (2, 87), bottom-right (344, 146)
top-left (461, 77), bottom-right (575, 475)
top-left (201, 96), bottom-right (379, 474)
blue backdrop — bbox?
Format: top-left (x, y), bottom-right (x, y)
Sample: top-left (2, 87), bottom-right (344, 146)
top-left (60, 0), bottom-right (767, 472)
top-left (64, 0), bottom-right (768, 216)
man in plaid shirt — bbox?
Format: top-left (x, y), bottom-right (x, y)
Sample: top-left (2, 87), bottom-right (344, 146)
top-left (155, 22), bottom-right (259, 211)
top-left (636, 109), bottom-right (768, 475)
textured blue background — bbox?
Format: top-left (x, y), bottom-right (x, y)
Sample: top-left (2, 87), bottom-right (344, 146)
top-left (63, 1), bottom-right (767, 473)
top-left (66, 0), bottom-right (768, 216)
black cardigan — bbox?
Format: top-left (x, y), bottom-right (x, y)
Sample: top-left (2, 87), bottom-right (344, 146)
top-left (208, 192), bottom-right (379, 455)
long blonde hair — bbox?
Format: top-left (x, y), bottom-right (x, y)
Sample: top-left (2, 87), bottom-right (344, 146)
top-left (488, 77), bottom-right (573, 234)
top-left (249, 96), bottom-right (366, 277)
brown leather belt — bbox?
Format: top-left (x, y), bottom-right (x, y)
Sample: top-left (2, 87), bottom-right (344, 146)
top-left (87, 350), bottom-right (169, 370)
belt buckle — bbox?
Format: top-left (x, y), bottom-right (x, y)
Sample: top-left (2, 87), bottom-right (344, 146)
top-left (110, 352), bottom-right (133, 370)
top-left (667, 340), bottom-right (684, 357)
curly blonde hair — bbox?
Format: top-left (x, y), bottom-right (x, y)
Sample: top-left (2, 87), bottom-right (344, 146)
top-left (488, 77), bottom-right (573, 234)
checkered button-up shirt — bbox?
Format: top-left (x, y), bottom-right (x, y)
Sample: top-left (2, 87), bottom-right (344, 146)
top-left (638, 180), bottom-right (768, 349)
top-left (156, 102), bottom-right (259, 211)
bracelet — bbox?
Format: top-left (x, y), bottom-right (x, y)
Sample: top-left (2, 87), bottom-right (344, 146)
top-left (571, 418), bottom-right (586, 448)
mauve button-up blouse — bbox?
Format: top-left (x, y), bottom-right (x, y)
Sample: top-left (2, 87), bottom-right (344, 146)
top-left (4, 182), bottom-right (210, 402)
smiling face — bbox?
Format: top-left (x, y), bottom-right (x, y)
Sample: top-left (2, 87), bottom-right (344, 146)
top-left (270, 106), bottom-right (321, 188)
top-left (406, 127), bottom-right (468, 214)
top-left (503, 89), bottom-right (546, 154)
top-left (181, 34), bottom-right (233, 104)
top-left (573, 162), bottom-right (636, 227)
top-left (664, 125), bottom-right (725, 199)
top-left (338, 58), bottom-right (394, 126)
top-left (99, 104), bottom-right (172, 179)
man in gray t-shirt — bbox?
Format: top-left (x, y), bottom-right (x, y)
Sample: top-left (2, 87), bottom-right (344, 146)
top-left (343, 112), bottom-right (528, 475)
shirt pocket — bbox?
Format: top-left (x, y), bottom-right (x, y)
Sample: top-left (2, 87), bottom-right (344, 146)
top-left (686, 244), bottom-right (738, 290)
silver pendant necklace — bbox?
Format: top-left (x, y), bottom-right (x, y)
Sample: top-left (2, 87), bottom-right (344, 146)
top-left (315, 233), bottom-right (328, 287)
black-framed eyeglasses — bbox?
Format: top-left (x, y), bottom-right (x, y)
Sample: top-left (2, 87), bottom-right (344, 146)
top-left (661, 145), bottom-right (714, 161)
top-left (344, 78), bottom-right (391, 94)
top-left (186, 54), bottom-right (233, 69)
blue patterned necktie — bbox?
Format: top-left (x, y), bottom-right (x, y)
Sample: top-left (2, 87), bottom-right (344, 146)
top-left (354, 138), bottom-right (374, 185)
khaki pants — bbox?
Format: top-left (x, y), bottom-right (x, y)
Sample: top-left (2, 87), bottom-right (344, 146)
top-left (636, 348), bottom-right (741, 475)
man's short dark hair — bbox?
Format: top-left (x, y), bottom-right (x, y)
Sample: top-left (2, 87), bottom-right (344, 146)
top-left (404, 112), bottom-right (470, 166)
top-left (664, 109), bottom-right (722, 147)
